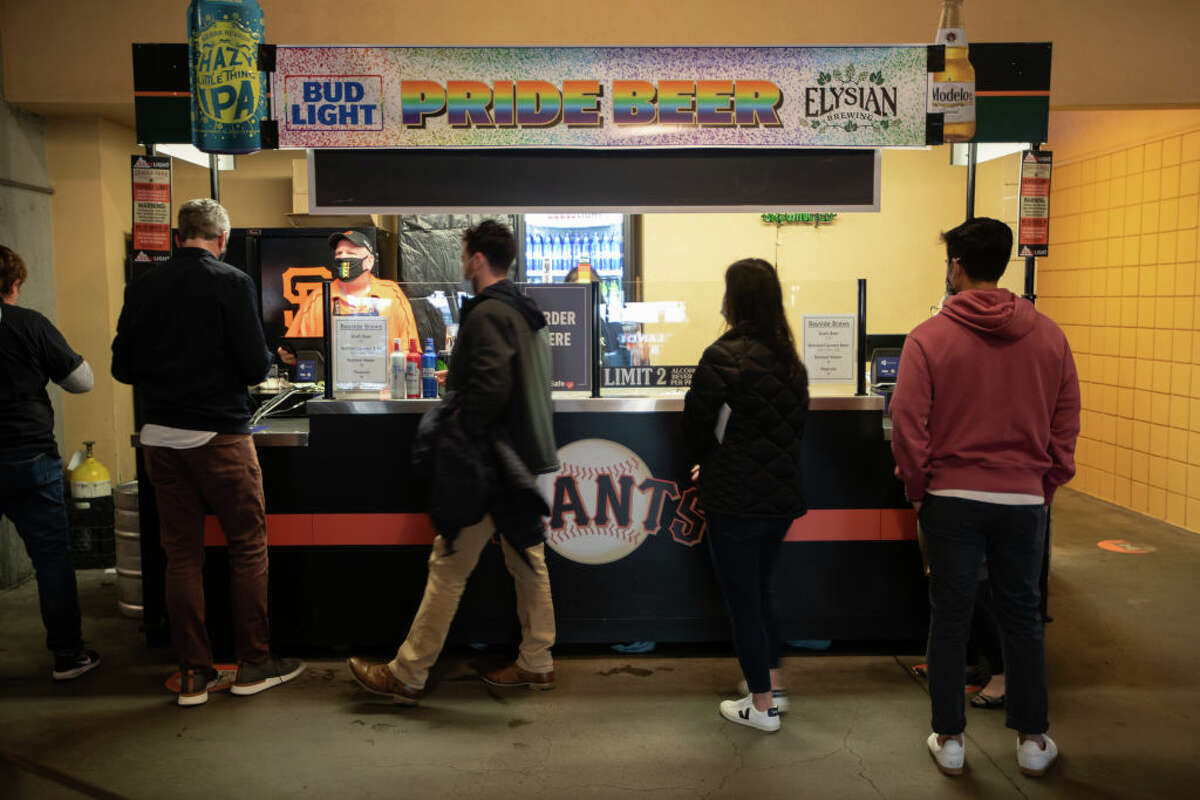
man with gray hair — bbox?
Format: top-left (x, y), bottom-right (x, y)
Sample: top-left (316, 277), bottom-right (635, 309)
top-left (113, 199), bottom-right (304, 706)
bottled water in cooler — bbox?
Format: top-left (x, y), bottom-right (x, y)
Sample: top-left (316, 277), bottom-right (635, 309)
top-left (524, 223), bottom-right (625, 282)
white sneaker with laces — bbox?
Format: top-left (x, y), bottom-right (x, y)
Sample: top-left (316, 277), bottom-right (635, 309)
top-left (1017, 734), bottom-right (1058, 776)
top-left (719, 695), bottom-right (780, 732)
top-left (736, 679), bottom-right (790, 713)
top-left (927, 733), bottom-right (965, 775)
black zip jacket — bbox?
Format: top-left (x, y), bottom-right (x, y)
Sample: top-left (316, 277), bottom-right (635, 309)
top-left (448, 280), bottom-right (558, 474)
top-left (111, 247), bottom-right (271, 433)
top-left (682, 326), bottom-right (810, 519)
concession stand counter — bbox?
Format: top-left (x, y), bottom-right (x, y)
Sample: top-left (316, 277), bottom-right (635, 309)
top-left (130, 39), bottom-right (1051, 652)
top-left (135, 392), bottom-right (918, 651)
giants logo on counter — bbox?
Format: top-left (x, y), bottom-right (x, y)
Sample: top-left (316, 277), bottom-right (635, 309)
top-left (538, 439), bottom-right (704, 564)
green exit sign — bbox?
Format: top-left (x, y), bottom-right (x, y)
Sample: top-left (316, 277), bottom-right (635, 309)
top-left (761, 212), bottom-right (837, 226)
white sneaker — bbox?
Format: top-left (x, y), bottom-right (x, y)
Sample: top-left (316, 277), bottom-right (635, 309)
top-left (927, 733), bottom-right (965, 775)
top-left (1017, 734), bottom-right (1058, 776)
top-left (719, 695), bottom-right (781, 732)
top-left (736, 679), bottom-right (790, 713)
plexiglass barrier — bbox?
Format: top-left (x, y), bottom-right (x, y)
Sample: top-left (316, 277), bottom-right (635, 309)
top-left (286, 280), bottom-right (863, 399)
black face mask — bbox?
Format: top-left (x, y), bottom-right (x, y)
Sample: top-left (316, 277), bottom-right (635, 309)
top-left (332, 256), bottom-right (366, 282)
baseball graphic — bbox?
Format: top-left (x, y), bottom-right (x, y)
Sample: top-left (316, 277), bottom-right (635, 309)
top-left (539, 439), bottom-right (658, 565)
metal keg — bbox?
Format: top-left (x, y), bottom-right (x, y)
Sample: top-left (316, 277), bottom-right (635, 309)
top-left (114, 481), bottom-right (143, 618)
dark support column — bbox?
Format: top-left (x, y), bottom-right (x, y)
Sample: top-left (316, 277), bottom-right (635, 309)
top-left (856, 278), bottom-right (867, 397)
top-left (965, 142), bottom-right (978, 219)
top-left (591, 281), bottom-right (601, 398)
top-left (322, 279), bottom-right (333, 399)
top-left (208, 153), bottom-right (220, 201)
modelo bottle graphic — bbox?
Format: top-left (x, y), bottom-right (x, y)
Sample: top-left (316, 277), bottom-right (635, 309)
top-left (188, 0), bottom-right (268, 154)
top-left (931, 0), bottom-right (976, 143)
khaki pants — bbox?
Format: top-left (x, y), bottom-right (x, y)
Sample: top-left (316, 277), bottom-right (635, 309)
top-left (389, 516), bottom-right (556, 689)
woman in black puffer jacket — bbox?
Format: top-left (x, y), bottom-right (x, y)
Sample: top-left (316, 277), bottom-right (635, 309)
top-left (683, 258), bottom-right (809, 733)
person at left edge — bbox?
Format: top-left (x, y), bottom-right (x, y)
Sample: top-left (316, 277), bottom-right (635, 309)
top-left (112, 199), bottom-right (305, 707)
top-left (277, 230), bottom-right (418, 365)
top-left (0, 244), bottom-right (99, 681)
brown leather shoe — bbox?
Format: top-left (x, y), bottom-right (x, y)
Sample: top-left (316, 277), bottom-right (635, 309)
top-left (482, 663), bottom-right (555, 690)
top-left (347, 657), bottom-right (421, 705)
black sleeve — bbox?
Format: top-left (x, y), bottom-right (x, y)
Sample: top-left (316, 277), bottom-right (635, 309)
top-left (111, 284), bottom-right (139, 385)
top-left (459, 310), bottom-right (515, 435)
top-left (225, 273), bottom-right (272, 385)
top-left (35, 312), bottom-right (83, 383)
top-left (793, 361), bottom-right (810, 442)
top-left (682, 343), bottom-right (735, 467)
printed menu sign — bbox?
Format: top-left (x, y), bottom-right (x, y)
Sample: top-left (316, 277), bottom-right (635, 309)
top-left (802, 315), bottom-right (856, 382)
top-left (332, 316), bottom-right (388, 391)
top-left (130, 155), bottom-right (172, 263)
top-left (1018, 150), bottom-right (1052, 258)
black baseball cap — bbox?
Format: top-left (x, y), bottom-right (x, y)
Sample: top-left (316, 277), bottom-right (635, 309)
top-left (328, 230), bottom-right (376, 257)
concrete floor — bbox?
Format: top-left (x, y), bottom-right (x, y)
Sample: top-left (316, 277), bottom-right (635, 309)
top-left (1, 488), bottom-right (1198, 799)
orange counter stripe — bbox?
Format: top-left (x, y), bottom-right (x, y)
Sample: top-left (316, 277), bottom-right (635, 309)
top-left (203, 509), bottom-right (916, 546)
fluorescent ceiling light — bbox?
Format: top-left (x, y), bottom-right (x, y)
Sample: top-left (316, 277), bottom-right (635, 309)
top-left (949, 142), bottom-right (1030, 166)
top-left (154, 144), bottom-right (236, 170)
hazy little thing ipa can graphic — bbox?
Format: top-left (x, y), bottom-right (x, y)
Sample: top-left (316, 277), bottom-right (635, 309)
top-left (930, 0), bottom-right (976, 143)
top-left (188, 0), bottom-right (267, 154)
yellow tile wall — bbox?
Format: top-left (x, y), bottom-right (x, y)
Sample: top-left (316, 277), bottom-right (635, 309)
top-left (1039, 127), bottom-right (1200, 532)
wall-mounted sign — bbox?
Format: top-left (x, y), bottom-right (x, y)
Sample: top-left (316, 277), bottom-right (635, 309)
top-left (332, 316), bottom-right (388, 391)
top-left (1018, 149), bottom-right (1052, 258)
top-left (524, 283), bottom-right (593, 392)
top-left (761, 212), bottom-right (838, 226)
top-left (130, 155), bottom-right (172, 263)
top-left (269, 46), bottom-right (936, 149)
top-left (802, 315), bottom-right (856, 382)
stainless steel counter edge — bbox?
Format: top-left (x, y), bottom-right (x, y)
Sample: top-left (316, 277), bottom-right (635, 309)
top-left (307, 395), bottom-right (884, 414)
top-left (129, 418), bottom-right (310, 448)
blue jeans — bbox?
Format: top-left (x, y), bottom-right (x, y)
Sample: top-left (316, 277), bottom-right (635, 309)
top-left (0, 450), bottom-right (83, 656)
top-left (706, 512), bottom-right (790, 694)
top-left (920, 495), bottom-right (1048, 736)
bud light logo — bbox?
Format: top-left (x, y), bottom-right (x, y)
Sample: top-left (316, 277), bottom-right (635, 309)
top-left (285, 76), bottom-right (384, 131)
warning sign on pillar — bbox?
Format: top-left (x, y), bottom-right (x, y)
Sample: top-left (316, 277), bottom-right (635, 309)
top-left (1017, 150), bottom-right (1052, 258)
top-left (131, 155), bottom-right (172, 263)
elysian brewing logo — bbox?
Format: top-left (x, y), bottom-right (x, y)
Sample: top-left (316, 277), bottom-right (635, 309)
top-left (804, 63), bottom-right (899, 133)
top-left (538, 439), bottom-right (704, 564)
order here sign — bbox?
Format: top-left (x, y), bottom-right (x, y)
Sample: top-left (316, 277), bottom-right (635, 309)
top-left (524, 283), bottom-right (593, 393)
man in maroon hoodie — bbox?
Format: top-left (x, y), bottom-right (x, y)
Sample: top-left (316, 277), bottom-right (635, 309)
top-left (891, 218), bottom-right (1080, 778)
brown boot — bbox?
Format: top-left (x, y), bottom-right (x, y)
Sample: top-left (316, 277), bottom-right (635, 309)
top-left (482, 663), bottom-right (555, 690)
top-left (347, 657), bottom-right (421, 705)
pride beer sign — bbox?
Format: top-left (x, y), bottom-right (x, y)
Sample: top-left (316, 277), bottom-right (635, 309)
top-left (269, 46), bottom-right (933, 149)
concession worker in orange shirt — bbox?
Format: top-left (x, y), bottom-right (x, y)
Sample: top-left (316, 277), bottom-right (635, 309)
top-left (277, 230), bottom-right (418, 364)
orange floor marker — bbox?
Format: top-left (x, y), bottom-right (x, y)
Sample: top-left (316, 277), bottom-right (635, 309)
top-left (1098, 539), bottom-right (1156, 555)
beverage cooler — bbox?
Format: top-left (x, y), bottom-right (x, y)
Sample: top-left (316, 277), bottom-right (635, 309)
top-left (515, 214), bottom-right (641, 368)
